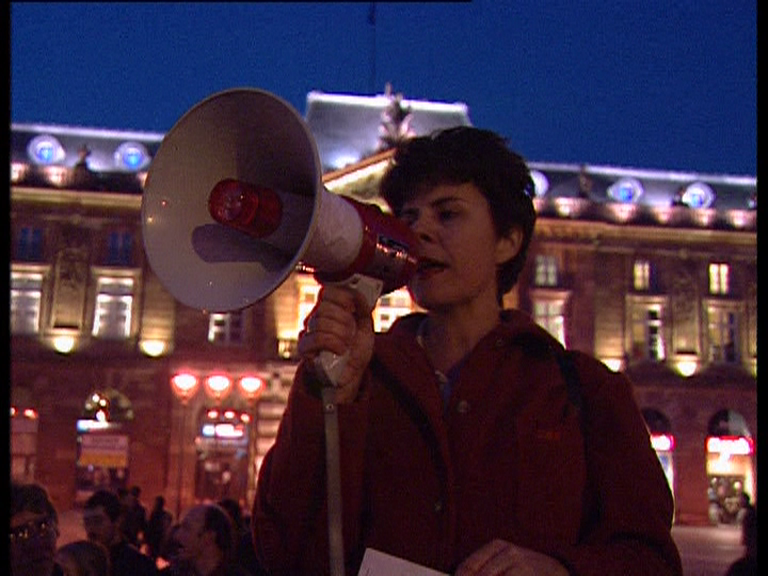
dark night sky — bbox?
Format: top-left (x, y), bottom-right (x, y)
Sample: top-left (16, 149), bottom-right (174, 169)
top-left (10, 2), bottom-right (756, 176)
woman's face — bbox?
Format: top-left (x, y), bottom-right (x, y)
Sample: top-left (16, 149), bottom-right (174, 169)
top-left (399, 182), bottom-right (518, 312)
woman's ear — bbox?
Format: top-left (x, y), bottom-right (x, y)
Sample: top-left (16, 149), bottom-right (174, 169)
top-left (495, 225), bottom-right (524, 265)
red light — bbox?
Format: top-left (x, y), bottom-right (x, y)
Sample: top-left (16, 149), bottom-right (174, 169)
top-left (239, 376), bottom-right (264, 396)
top-left (208, 179), bottom-right (283, 238)
top-left (171, 372), bottom-right (199, 402)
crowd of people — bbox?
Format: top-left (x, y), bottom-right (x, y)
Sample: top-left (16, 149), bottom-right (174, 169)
top-left (10, 481), bottom-right (265, 576)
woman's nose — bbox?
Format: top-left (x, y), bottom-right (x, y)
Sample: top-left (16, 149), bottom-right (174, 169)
top-left (409, 214), bottom-right (435, 242)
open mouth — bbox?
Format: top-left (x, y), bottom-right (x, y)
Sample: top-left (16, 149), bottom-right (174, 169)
top-left (416, 258), bottom-right (447, 274)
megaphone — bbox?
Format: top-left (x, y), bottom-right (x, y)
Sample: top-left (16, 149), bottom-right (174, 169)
top-left (141, 88), bottom-right (417, 315)
top-left (142, 88), bottom-right (418, 576)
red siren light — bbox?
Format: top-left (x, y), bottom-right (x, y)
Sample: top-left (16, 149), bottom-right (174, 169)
top-left (208, 179), bottom-right (283, 238)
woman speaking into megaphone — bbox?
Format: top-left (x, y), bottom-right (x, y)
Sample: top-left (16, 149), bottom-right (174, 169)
top-left (252, 127), bottom-right (682, 576)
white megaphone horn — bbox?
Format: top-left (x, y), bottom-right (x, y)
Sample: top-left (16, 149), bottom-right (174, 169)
top-left (141, 87), bottom-right (417, 318)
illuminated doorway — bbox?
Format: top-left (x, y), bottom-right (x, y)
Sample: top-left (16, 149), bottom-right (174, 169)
top-left (194, 407), bottom-right (251, 506)
top-left (74, 388), bottom-right (134, 504)
top-left (705, 409), bottom-right (755, 525)
top-left (642, 408), bottom-right (676, 505)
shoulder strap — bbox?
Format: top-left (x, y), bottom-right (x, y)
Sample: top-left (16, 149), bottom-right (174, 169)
top-left (509, 332), bottom-right (584, 426)
top-left (555, 350), bottom-right (583, 415)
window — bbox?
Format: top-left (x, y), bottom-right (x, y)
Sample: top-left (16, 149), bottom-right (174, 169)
top-left (633, 259), bottom-right (651, 291)
top-left (297, 281), bottom-right (321, 332)
top-left (114, 142), bottom-right (150, 171)
top-left (16, 227), bottom-right (44, 262)
top-left (534, 300), bottom-right (565, 345)
top-left (534, 255), bottom-right (558, 287)
top-left (92, 277), bottom-right (134, 339)
top-left (106, 231), bottom-right (134, 266)
top-left (374, 289), bottom-right (413, 332)
top-left (208, 312), bottom-right (244, 344)
top-left (709, 308), bottom-right (738, 363)
top-left (11, 272), bottom-right (44, 335)
top-left (681, 182), bottom-right (715, 209)
top-left (631, 305), bottom-right (665, 361)
top-left (709, 263), bottom-right (729, 295)
top-left (27, 134), bottom-right (65, 165)
top-left (607, 178), bottom-right (644, 203)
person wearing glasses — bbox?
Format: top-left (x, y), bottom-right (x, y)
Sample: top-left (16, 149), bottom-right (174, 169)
top-left (10, 481), bottom-right (64, 576)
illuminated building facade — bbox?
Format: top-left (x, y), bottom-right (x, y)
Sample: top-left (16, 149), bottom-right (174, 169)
top-left (10, 91), bottom-right (756, 525)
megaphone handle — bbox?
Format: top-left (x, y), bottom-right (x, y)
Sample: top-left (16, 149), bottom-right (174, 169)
top-left (322, 386), bottom-right (345, 576)
top-left (313, 274), bottom-right (384, 387)
top-left (316, 274), bottom-right (383, 576)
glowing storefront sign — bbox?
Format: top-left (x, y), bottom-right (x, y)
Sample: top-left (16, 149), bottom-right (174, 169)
top-left (202, 422), bottom-right (245, 439)
top-left (706, 435), bottom-right (754, 456)
top-left (651, 433), bottom-right (675, 452)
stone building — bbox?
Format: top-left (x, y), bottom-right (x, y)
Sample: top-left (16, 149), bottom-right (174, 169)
top-left (10, 90), bottom-right (756, 525)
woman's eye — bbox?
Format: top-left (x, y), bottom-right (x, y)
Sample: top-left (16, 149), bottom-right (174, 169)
top-left (438, 209), bottom-right (458, 221)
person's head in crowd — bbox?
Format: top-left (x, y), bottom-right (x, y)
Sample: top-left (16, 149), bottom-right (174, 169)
top-left (742, 505), bottom-right (757, 557)
top-left (10, 481), bottom-right (61, 576)
top-left (55, 539), bottom-right (110, 576)
top-left (217, 497), bottom-right (244, 529)
top-left (83, 489), bottom-right (123, 549)
top-left (175, 503), bottom-right (237, 575)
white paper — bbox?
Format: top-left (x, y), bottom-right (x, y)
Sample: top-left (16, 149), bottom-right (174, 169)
top-left (357, 548), bottom-right (449, 576)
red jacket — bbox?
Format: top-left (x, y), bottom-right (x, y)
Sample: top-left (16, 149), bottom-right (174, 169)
top-left (253, 311), bottom-right (682, 575)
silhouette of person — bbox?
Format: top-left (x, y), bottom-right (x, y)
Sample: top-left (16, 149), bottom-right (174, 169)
top-left (725, 505), bottom-right (757, 576)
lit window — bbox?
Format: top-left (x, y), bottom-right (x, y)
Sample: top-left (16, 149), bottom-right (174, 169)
top-left (709, 263), bottom-right (729, 295)
top-left (534, 300), bottom-right (565, 345)
top-left (633, 259), bottom-right (651, 291)
top-left (297, 281), bottom-right (321, 333)
top-left (92, 277), bottom-right (134, 339)
top-left (708, 308), bottom-right (738, 363)
top-left (11, 272), bottom-right (44, 335)
top-left (529, 170), bottom-right (550, 197)
top-left (631, 304), bottom-right (665, 361)
top-left (208, 311), bottom-right (244, 344)
top-left (374, 288), bottom-right (412, 332)
top-left (114, 142), bottom-right (150, 171)
top-left (16, 227), bottom-right (44, 262)
top-left (607, 178), bottom-right (644, 203)
top-left (681, 182), bottom-right (715, 209)
top-left (106, 231), bottom-right (134, 266)
top-left (27, 134), bottom-right (65, 165)
top-left (534, 255), bottom-right (558, 287)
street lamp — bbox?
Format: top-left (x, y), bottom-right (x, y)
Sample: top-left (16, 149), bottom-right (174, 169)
top-left (170, 372), bottom-right (199, 520)
top-left (204, 374), bottom-right (233, 402)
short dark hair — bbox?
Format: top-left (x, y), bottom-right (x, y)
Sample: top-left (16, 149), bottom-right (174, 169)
top-left (11, 481), bottom-right (59, 524)
top-left (217, 498), bottom-right (243, 528)
top-left (203, 504), bottom-right (236, 561)
top-left (85, 489), bottom-right (122, 522)
top-left (379, 126), bottom-right (536, 300)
